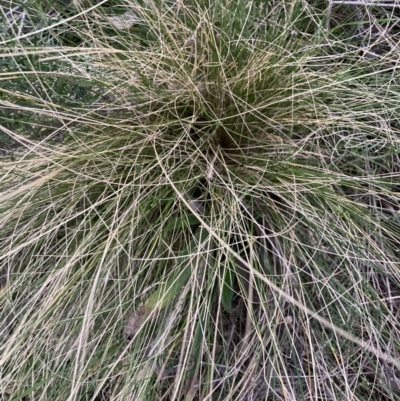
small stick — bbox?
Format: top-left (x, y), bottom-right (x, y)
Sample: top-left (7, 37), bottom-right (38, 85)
top-left (331, 1), bottom-right (400, 7)
top-left (206, 148), bottom-right (219, 181)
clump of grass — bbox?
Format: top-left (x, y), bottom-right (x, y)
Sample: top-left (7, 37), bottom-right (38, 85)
top-left (1, 0), bottom-right (400, 400)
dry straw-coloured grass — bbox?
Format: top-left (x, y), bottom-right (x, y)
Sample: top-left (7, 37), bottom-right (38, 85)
top-left (1, 0), bottom-right (400, 400)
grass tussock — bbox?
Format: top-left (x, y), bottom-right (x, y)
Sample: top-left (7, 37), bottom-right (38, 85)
top-left (1, 0), bottom-right (400, 400)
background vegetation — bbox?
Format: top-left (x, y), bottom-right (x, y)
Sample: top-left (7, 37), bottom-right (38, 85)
top-left (1, 0), bottom-right (400, 400)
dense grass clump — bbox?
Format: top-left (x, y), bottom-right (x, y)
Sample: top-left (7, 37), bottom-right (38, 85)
top-left (1, 1), bottom-right (400, 400)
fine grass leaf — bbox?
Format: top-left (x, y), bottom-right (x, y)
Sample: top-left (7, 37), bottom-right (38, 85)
top-left (221, 263), bottom-right (235, 314)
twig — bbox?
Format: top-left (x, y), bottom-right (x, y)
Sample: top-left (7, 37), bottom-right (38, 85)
top-left (206, 148), bottom-right (219, 181)
top-left (241, 240), bottom-right (255, 354)
top-left (4, 6), bottom-right (21, 17)
top-left (326, 1), bottom-right (333, 32)
top-left (331, 1), bottom-right (400, 7)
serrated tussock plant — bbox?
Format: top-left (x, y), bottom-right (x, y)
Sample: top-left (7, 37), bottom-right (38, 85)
top-left (1, 0), bottom-right (400, 400)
